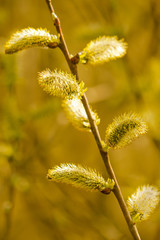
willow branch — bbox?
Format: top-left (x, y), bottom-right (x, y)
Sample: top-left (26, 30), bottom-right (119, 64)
top-left (45, 1), bottom-right (141, 239)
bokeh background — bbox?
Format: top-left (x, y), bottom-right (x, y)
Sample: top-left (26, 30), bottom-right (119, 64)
top-left (0, 0), bottom-right (160, 239)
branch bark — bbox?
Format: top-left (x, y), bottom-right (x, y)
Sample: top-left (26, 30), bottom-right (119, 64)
top-left (45, 1), bottom-right (141, 239)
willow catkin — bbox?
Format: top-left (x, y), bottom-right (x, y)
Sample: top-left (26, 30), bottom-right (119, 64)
top-left (48, 163), bottom-right (115, 192)
top-left (62, 98), bottom-right (100, 131)
top-left (105, 112), bottom-right (148, 149)
top-left (79, 36), bottom-right (127, 64)
top-left (5, 28), bottom-right (59, 54)
top-left (127, 185), bottom-right (160, 223)
top-left (38, 69), bottom-right (86, 99)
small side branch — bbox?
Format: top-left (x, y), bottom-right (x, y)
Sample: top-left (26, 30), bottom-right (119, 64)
top-left (45, 0), bottom-right (55, 13)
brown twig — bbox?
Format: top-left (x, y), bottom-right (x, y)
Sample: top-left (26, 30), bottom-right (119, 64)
top-left (45, 1), bottom-right (141, 239)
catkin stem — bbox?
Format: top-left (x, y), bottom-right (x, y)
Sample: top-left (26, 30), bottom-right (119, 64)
top-left (45, 1), bottom-right (141, 239)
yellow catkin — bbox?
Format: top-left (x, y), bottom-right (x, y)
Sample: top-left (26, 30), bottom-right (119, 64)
top-left (5, 27), bottom-right (59, 54)
top-left (80, 36), bottom-right (127, 64)
top-left (62, 98), bottom-right (100, 131)
top-left (38, 69), bottom-right (86, 99)
top-left (105, 112), bottom-right (148, 149)
top-left (127, 185), bottom-right (160, 223)
top-left (48, 163), bottom-right (115, 192)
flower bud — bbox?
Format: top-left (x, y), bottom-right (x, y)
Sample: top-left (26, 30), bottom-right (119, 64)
top-left (38, 69), bottom-right (86, 99)
top-left (80, 36), bottom-right (127, 64)
top-left (5, 28), bottom-right (59, 54)
top-left (105, 112), bottom-right (148, 149)
top-left (48, 163), bottom-right (115, 192)
top-left (62, 98), bottom-right (100, 131)
top-left (127, 185), bottom-right (160, 223)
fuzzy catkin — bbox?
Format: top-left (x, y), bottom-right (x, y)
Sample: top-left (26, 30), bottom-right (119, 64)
top-left (38, 69), bottom-right (85, 99)
top-left (5, 28), bottom-right (59, 54)
top-left (48, 163), bottom-right (115, 192)
top-left (80, 36), bottom-right (127, 64)
top-left (62, 98), bottom-right (100, 131)
top-left (127, 185), bottom-right (160, 223)
top-left (105, 112), bottom-right (148, 149)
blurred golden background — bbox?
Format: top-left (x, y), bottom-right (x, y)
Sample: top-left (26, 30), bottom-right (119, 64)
top-left (0, 0), bottom-right (160, 239)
